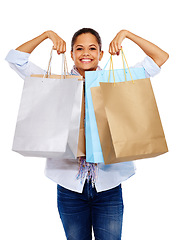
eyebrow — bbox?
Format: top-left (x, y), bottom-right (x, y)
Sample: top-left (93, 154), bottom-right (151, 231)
top-left (75, 44), bottom-right (83, 48)
top-left (75, 44), bottom-right (97, 48)
top-left (89, 44), bottom-right (97, 47)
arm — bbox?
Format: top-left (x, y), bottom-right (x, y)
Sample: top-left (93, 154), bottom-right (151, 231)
top-left (6, 31), bottom-right (66, 79)
top-left (109, 30), bottom-right (169, 67)
top-left (16, 30), bottom-right (66, 54)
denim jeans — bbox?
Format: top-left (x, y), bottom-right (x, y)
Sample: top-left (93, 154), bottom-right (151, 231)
top-left (57, 179), bottom-right (124, 240)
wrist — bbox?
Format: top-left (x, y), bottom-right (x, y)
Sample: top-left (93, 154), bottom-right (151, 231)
top-left (123, 30), bottom-right (130, 39)
top-left (43, 30), bottom-right (53, 39)
top-left (116, 29), bottom-right (129, 41)
top-left (126, 31), bottom-right (136, 41)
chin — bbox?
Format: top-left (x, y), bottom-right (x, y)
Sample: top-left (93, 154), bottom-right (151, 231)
top-left (83, 66), bottom-right (97, 71)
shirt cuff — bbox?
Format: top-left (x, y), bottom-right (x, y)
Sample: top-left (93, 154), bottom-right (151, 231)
top-left (5, 49), bottom-right (30, 66)
top-left (134, 56), bottom-right (161, 78)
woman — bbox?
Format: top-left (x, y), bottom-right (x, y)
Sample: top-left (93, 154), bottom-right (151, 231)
top-left (6, 28), bottom-right (169, 240)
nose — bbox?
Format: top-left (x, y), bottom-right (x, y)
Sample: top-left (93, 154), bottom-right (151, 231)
top-left (82, 50), bottom-right (90, 56)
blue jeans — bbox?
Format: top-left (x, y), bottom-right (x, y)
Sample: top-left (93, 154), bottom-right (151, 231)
top-left (57, 179), bottom-right (124, 240)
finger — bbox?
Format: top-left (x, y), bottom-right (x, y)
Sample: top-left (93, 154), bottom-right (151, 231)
top-left (109, 41), bottom-right (113, 54)
top-left (109, 42), bottom-right (116, 55)
top-left (116, 49), bottom-right (121, 56)
top-left (110, 41), bottom-right (121, 55)
top-left (61, 41), bottom-right (66, 53)
top-left (53, 44), bottom-right (57, 50)
top-left (113, 42), bottom-right (120, 54)
top-left (116, 43), bottom-right (122, 55)
top-left (57, 40), bottom-right (61, 52)
top-left (59, 44), bottom-right (64, 54)
top-left (55, 41), bottom-right (62, 54)
top-left (55, 41), bottom-right (61, 55)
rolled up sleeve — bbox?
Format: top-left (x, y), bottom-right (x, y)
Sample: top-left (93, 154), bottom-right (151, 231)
top-left (134, 56), bottom-right (161, 78)
top-left (5, 49), bottom-right (45, 80)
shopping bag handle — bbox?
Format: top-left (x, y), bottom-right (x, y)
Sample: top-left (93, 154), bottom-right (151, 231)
top-left (44, 47), bottom-right (69, 78)
top-left (108, 48), bottom-right (134, 84)
top-left (108, 55), bottom-right (116, 84)
top-left (120, 48), bottom-right (134, 83)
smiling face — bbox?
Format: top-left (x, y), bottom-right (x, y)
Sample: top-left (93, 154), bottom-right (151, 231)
top-left (71, 33), bottom-right (104, 77)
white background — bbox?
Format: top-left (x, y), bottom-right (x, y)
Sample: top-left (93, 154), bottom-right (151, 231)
top-left (0, 0), bottom-right (177, 239)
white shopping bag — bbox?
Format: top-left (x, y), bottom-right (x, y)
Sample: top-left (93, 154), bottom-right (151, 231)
top-left (12, 51), bottom-right (83, 159)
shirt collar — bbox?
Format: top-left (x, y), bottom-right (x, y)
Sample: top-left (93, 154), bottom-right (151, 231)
top-left (70, 65), bottom-right (102, 77)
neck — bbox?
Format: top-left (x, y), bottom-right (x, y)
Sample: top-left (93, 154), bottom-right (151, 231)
top-left (77, 67), bottom-right (99, 78)
top-left (71, 65), bottom-right (101, 78)
top-left (77, 68), bottom-right (85, 78)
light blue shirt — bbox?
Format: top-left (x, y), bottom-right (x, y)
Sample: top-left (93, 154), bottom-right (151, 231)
top-left (5, 49), bottom-right (161, 193)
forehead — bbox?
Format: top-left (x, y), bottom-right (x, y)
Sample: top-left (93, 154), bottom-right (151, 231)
top-left (74, 33), bottom-right (98, 46)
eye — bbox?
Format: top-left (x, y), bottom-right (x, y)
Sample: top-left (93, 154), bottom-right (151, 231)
top-left (90, 47), bottom-right (97, 51)
top-left (76, 47), bottom-right (83, 51)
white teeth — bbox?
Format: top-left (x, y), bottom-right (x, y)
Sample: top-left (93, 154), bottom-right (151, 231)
top-left (81, 59), bottom-right (91, 62)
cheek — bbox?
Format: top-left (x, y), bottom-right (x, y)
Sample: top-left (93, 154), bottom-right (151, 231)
top-left (71, 50), bottom-right (76, 58)
top-left (73, 52), bottom-right (81, 62)
top-left (95, 51), bottom-right (102, 61)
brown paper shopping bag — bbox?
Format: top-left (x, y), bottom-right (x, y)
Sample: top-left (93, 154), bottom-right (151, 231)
top-left (91, 50), bottom-right (168, 164)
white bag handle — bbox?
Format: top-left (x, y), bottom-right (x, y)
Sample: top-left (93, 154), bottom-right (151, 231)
top-left (44, 47), bottom-right (69, 78)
